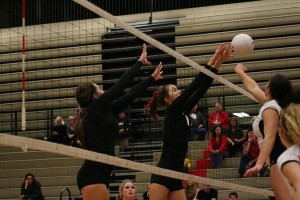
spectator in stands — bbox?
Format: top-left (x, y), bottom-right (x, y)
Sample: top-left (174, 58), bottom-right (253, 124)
top-left (50, 116), bottom-right (67, 144)
top-left (189, 105), bottom-right (206, 141)
top-left (226, 116), bottom-right (245, 156)
top-left (116, 179), bottom-right (137, 200)
top-left (208, 103), bottom-right (229, 133)
top-left (66, 115), bottom-right (81, 147)
top-left (145, 44), bottom-right (234, 200)
top-left (196, 184), bottom-right (217, 200)
top-left (238, 131), bottom-right (260, 177)
top-left (115, 111), bottom-right (132, 148)
top-left (75, 44), bottom-right (162, 200)
top-left (142, 182), bottom-right (150, 200)
top-left (235, 63), bottom-right (293, 200)
top-left (228, 192), bottom-right (238, 200)
top-left (209, 125), bottom-right (229, 168)
top-left (185, 181), bottom-right (199, 200)
top-left (277, 103), bottom-right (300, 200)
top-left (20, 173), bottom-right (45, 200)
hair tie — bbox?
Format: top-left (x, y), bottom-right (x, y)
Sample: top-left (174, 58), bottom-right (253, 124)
top-left (75, 107), bottom-right (86, 117)
top-left (144, 91), bottom-right (157, 110)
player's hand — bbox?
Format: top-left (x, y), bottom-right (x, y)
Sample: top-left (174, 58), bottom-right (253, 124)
top-left (216, 44), bottom-right (234, 64)
top-left (139, 44), bottom-right (151, 65)
top-left (207, 44), bottom-right (226, 66)
top-left (244, 163), bottom-right (262, 177)
top-left (151, 62), bottom-right (163, 81)
top-left (235, 63), bottom-right (248, 75)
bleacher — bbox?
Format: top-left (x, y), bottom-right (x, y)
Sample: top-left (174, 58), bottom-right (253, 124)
top-left (0, 0), bottom-right (299, 199)
top-left (175, 0), bottom-right (300, 127)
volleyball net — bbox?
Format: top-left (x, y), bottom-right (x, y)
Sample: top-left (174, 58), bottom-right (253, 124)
top-left (1, 0), bottom-right (300, 199)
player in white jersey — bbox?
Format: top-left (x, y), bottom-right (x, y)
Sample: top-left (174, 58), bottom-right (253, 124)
top-left (235, 63), bottom-right (293, 200)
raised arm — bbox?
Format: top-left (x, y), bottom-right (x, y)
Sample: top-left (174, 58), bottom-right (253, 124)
top-left (235, 63), bottom-right (266, 105)
top-left (244, 108), bottom-right (278, 177)
top-left (181, 45), bottom-right (234, 113)
top-left (103, 44), bottom-right (151, 101)
top-left (112, 62), bottom-right (163, 112)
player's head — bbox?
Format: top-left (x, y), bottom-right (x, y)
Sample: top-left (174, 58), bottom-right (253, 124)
top-left (266, 74), bottom-right (292, 107)
top-left (279, 103), bottom-right (300, 147)
top-left (144, 84), bottom-right (181, 120)
top-left (76, 82), bottom-right (103, 108)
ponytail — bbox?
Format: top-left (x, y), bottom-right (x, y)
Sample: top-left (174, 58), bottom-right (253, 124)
top-left (144, 85), bottom-right (169, 121)
top-left (75, 107), bottom-right (87, 148)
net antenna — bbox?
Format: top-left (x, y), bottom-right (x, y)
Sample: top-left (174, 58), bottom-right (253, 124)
top-left (21, 0), bottom-right (26, 131)
top-left (72, 0), bottom-right (258, 103)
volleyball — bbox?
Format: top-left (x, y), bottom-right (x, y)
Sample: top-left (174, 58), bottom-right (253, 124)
top-left (231, 34), bottom-right (254, 57)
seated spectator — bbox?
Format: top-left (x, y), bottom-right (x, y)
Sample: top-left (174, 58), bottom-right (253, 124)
top-left (209, 125), bottom-right (229, 168)
top-left (189, 105), bottom-right (206, 141)
top-left (228, 192), bottom-right (238, 200)
top-left (116, 179), bottom-right (137, 200)
top-left (208, 103), bottom-right (229, 134)
top-left (142, 182), bottom-right (150, 200)
top-left (115, 111), bottom-right (132, 148)
top-left (66, 115), bottom-right (81, 147)
top-left (20, 173), bottom-right (45, 200)
top-left (185, 181), bottom-right (199, 200)
top-left (238, 131), bottom-right (260, 177)
top-left (50, 116), bottom-right (67, 144)
top-left (196, 184), bottom-right (217, 200)
top-left (226, 116), bottom-right (245, 156)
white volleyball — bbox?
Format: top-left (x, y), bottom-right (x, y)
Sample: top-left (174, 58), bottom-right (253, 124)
top-left (231, 34), bottom-right (254, 57)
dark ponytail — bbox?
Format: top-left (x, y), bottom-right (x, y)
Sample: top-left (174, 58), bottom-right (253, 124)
top-left (75, 82), bottom-right (95, 148)
top-left (144, 85), bottom-right (169, 121)
top-left (75, 108), bottom-right (87, 148)
top-left (269, 74), bottom-right (293, 108)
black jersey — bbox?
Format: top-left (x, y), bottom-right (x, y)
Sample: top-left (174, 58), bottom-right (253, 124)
top-left (77, 61), bottom-right (154, 189)
top-left (151, 65), bottom-right (217, 191)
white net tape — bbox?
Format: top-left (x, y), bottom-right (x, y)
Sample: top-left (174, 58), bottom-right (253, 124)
top-left (0, 133), bottom-right (273, 196)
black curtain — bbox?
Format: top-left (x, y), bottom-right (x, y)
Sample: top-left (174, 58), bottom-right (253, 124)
top-left (0, 0), bottom-right (257, 29)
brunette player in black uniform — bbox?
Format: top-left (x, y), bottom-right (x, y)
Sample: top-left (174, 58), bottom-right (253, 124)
top-left (75, 44), bottom-right (163, 200)
top-left (144, 44), bottom-right (234, 200)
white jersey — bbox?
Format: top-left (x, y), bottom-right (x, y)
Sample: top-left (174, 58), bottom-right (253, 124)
top-left (277, 144), bottom-right (300, 199)
top-left (252, 100), bottom-right (281, 147)
top-left (277, 144), bottom-right (300, 171)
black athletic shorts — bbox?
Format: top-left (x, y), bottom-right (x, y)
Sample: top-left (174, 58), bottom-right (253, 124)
top-left (270, 136), bottom-right (286, 166)
top-left (77, 161), bottom-right (113, 190)
top-left (151, 174), bottom-right (183, 192)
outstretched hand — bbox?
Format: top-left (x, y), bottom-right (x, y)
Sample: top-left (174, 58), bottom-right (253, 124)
top-left (235, 63), bottom-right (248, 75)
top-left (208, 44), bottom-right (234, 70)
top-left (244, 163), bottom-right (262, 177)
top-left (151, 62), bottom-right (163, 81)
top-left (139, 44), bottom-right (151, 65)
top-left (217, 44), bottom-right (234, 63)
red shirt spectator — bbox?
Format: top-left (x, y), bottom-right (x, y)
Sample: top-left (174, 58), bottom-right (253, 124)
top-left (208, 103), bottom-right (229, 129)
top-left (243, 134), bottom-right (260, 160)
top-left (209, 135), bottom-right (229, 154)
top-left (209, 126), bottom-right (229, 168)
top-left (238, 131), bottom-right (260, 176)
